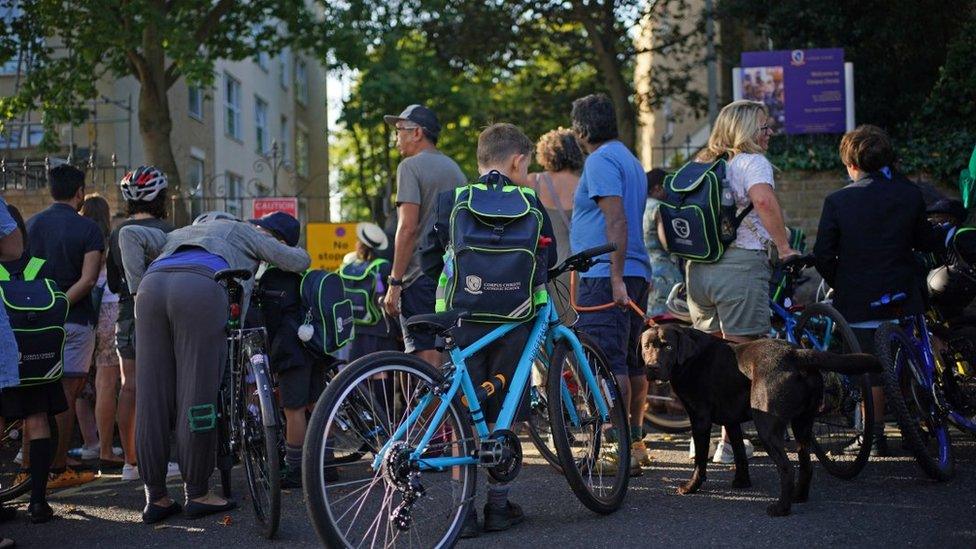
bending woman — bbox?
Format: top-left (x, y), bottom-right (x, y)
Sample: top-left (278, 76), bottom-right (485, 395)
top-left (119, 211), bottom-right (309, 524)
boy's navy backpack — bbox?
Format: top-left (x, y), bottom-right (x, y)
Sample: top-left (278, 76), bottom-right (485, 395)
top-left (299, 269), bottom-right (355, 355)
top-left (0, 257), bottom-right (68, 386)
top-left (338, 258), bottom-right (389, 326)
top-left (436, 176), bottom-right (546, 323)
top-left (659, 159), bottom-right (753, 263)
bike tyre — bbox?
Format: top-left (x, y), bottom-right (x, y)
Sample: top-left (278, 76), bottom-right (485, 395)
top-left (240, 354), bottom-right (282, 539)
top-left (303, 351), bottom-right (477, 548)
top-left (525, 354), bottom-right (563, 474)
top-left (876, 322), bottom-right (955, 481)
top-left (796, 302), bottom-right (874, 480)
top-left (547, 334), bottom-right (630, 514)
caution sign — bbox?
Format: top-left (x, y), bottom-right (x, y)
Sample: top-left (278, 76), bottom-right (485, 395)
top-left (307, 223), bottom-right (359, 271)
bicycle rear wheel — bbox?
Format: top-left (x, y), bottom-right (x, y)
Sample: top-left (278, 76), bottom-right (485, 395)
top-left (643, 380), bottom-right (691, 434)
top-left (547, 333), bottom-right (629, 514)
top-left (0, 420), bottom-right (32, 503)
top-left (304, 351), bottom-right (476, 548)
top-left (239, 345), bottom-right (282, 539)
top-left (876, 322), bottom-right (954, 481)
top-left (796, 302), bottom-right (874, 479)
top-left (525, 353), bottom-right (563, 473)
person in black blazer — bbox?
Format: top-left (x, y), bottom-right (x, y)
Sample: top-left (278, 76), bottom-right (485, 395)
top-left (814, 125), bottom-right (943, 456)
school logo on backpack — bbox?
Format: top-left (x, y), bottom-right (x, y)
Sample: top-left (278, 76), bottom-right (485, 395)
top-left (436, 176), bottom-right (548, 323)
top-left (0, 258), bottom-right (68, 386)
top-left (659, 159), bottom-right (754, 263)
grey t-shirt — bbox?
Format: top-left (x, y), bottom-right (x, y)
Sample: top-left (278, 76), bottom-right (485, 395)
top-left (395, 149), bottom-right (466, 286)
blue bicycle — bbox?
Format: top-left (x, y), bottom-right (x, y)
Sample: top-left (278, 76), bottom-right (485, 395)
top-left (302, 244), bottom-right (629, 548)
top-left (769, 255), bottom-right (874, 479)
top-left (874, 292), bottom-right (976, 481)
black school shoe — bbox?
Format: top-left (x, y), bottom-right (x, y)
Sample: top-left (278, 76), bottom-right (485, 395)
top-left (184, 498), bottom-right (236, 519)
top-left (142, 501), bottom-right (181, 524)
top-left (27, 502), bottom-right (54, 524)
top-left (281, 465), bottom-right (302, 489)
top-left (483, 501), bottom-right (524, 532)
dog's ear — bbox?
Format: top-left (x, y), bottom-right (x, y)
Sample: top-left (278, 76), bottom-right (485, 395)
top-left (671, 326), bottom-right (706, 365)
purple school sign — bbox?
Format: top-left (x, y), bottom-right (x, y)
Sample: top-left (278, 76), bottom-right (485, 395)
top-left (740, 49), bottom-right (846, 134)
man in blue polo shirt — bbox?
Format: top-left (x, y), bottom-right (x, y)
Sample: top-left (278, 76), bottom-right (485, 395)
top-left (26, 164), bottom-right (103, 489)
top-left (570, 94), bottom-right (651, 476)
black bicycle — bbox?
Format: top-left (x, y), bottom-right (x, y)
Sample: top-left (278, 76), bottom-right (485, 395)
top-left (214, 268), bottom-right (284, 539)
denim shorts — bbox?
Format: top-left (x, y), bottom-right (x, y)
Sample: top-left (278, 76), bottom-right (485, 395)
top-left (63, 322), bottom-right (96, 378)
top-left (399, 274), bottom-right (439, 353)
top-left (575, 277), bottom-right (649, 378)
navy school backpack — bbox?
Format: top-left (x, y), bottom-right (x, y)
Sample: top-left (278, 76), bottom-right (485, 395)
top-left (435, 178), bottom-right (547, 323)
top-left (299, 269), bottom-right (355, 355)
top-left (659, 159), bottom-right (753, 263)
top-left (338, 258), bottom-right (389, 326)
top-left (0, 257), bottom-right (68, 386)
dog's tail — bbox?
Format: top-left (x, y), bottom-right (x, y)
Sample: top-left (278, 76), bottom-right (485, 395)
top-left (791, 348), bottom-right (883, 374)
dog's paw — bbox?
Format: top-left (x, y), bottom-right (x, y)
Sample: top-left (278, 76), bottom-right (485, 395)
top-left (765, 502), bottom-right (791, 517)
top-left (731, 476), bottom-right (752, 489)
top-left (677, 481), bottom-right (701, 495)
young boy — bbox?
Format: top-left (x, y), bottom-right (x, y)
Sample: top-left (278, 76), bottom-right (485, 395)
top-left (420, 123), bottom-right (556, 537)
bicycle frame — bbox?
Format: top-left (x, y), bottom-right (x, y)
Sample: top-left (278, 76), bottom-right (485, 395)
top-left (770, 299), bottom-right (837, 351)
top-left (373, 299), bottom-right (613, 471)
top-left (897, 314), bottom-right (976, 434)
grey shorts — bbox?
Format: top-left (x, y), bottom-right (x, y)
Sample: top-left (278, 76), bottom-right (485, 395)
top-left (63, 322), bottom-right (96, 378)
top-left (686, 248), bottom-right (771, 337)
top-left (115, 299), bottom-right (136, 360)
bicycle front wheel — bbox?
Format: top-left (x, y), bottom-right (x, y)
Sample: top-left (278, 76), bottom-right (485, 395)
top-left (239, 348), bottom-right (282, 539)
top-left (796, 302), bottom-right (874, 479)
top-left (876, 322), bottom-right (955, 481)
top-left (304, 351), bottom-right (477, 548)
top-left (547, 332), bottom-right (630, 514)
top-left (0, 419), bottom-right (36, 503)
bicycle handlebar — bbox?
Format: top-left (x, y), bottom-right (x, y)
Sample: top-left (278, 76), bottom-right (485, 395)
top-left (547, 243), bottom-right (617, 280)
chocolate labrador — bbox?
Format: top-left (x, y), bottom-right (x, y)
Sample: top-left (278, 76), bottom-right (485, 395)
top-left (640, 324), bottom-right (880, 516)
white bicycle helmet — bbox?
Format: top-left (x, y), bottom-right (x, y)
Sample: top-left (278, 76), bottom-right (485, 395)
top-left (192, 211), bottom-right (239, 225)
top-left (665, 282), bottom-right (691, 322)
top-left (119, 165), bottom-right (168, 202)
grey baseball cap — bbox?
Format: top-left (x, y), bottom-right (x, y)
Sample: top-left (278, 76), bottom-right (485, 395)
top-left (383, 104), bottom-right (441, 138)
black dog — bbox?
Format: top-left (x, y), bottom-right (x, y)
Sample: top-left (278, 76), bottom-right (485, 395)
top-left (640, 324), bottom-right (880, 516)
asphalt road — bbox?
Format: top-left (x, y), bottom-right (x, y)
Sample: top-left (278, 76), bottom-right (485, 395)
top-left (4, 430), bottom-right (975, 548)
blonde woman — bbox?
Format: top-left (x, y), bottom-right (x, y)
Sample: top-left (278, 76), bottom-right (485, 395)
top-left (666, 100), bottom-right (798, 463)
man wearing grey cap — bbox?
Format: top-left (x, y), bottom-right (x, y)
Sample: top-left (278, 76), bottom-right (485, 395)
top-left (382, 104), bottom-right (467, 366)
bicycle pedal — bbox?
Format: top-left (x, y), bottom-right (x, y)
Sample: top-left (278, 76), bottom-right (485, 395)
top-left (478, 439), bottom-right (503, 466)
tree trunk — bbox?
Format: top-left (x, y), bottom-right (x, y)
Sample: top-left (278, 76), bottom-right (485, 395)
top-left (136, 14), bottom-right (188, 225)
top-left (575, 5), bottom-right (639, 151)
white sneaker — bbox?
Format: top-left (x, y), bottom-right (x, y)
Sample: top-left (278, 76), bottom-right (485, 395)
top-left (688, 437), bottom-right (715, 460)
top-left (166, 462), bottom-right (181, 479)
top-left (712, 439), bottom-right (755, 464)
top-left (121, 463), bottom-right (140, 481)
top-left (68, 445), bottom-right (100, 460)
top-left (121, 462), bottom-right (181, 480)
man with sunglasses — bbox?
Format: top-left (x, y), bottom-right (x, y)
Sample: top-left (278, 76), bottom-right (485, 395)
top-left (382, 104), bottom-right (466, 366)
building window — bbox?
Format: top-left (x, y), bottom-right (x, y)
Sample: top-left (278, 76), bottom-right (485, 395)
top-left (224, 73), bottom-right (241, 140)
top-left (279, 115), bottom-right (289, 161)
top-left (295, 129), bottom-right (309, 177)
top-left (255, 95), bottom-right (268, 154)
top-left (278, 49), bottom-right (289, 89)
top-left (188, 85), bottom-right (203, 120)
top-left (226, 171), bottom-right (243, 218)
top-left (295, 59), bottom-right (308, 105)
top-left (256, 51), bottom-right (270, 71)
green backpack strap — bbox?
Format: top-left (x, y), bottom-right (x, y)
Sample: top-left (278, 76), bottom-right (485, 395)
top-left (22, 257), bottom-right (46, 282)
top-left (0, 264), bottom-right (9, 282)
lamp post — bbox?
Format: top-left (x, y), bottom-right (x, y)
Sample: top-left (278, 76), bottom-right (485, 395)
top-left (251, 140), bottom-right (293, 198)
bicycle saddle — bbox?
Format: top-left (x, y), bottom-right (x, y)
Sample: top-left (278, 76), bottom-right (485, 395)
top-left (405, 310), bottom-right (470, 335)
top-left (214, 268), bottom-right (253, 283)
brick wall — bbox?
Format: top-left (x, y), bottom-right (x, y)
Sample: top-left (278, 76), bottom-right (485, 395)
top-left (776, 170), bottom-right (845, 246)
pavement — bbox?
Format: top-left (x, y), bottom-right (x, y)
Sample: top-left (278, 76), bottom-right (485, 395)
top-left (4, 430), bottom-right (975, 548)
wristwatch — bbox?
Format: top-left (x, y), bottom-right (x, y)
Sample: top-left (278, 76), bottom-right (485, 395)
top-left (388, 276), bottom-right (403, 287)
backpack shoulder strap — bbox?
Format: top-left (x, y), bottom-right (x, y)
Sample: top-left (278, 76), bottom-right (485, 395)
top-left (0, 264), bottom-right (9, 282)
top-left (23, 257), bottom-right (46, 281)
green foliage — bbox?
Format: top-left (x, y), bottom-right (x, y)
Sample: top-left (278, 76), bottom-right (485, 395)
top-left (765, 134), bottom-right (842, 172)
top-left (0, 0), bottom-right (319, 143)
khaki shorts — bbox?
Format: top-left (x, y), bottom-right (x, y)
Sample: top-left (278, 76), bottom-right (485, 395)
top-left (686, 247), bottom-right (771, 337)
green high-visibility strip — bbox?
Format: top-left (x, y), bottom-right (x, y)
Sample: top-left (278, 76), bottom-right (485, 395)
top-left (533, 288), bottom-right (548, 305)
top-left (23, 257), bottom-right (46, 282)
